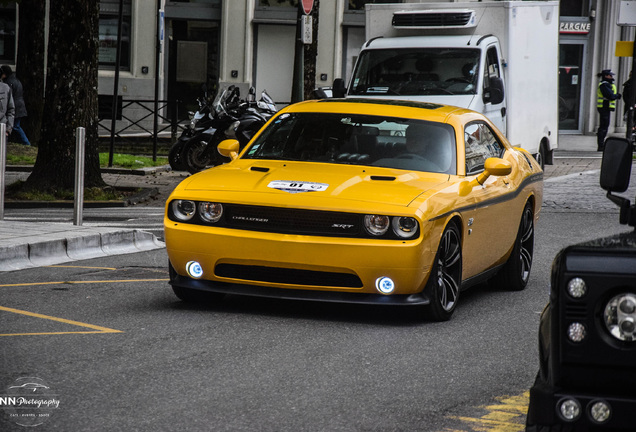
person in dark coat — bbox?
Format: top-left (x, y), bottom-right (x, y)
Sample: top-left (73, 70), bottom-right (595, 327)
top-left (1, 65), bottom-right (29, 145)
top-left (596, 69), bottom-right (621, 151)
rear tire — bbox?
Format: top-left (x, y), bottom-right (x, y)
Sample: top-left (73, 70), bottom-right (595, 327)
top-left (494, 202), bottom-right (534, 291)
top-left (424, 222), bottom-right (462, 321)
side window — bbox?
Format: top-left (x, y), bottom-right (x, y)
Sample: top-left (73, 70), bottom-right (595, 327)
top-left (483, 46), bottom-right (501, 92)
top-left (464, 122), bottom-right (504, 175)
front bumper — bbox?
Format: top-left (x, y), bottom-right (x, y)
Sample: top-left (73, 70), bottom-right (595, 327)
top-left (169, 269), bottom-right (430, 305)
top-left (528, 378), bottom-right (636, 429)
top-left (164, 220), bottom-right (437, 297)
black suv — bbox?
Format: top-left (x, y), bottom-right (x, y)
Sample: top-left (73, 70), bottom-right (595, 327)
top-left (527, 138), bottom-right (636, 431)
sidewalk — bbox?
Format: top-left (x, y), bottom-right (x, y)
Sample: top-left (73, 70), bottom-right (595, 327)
top-left (0, 134), bottom-right (614, 272)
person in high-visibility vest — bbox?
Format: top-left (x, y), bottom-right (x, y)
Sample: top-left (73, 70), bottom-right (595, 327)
top-left (596, 69), bottom-right (621, 151)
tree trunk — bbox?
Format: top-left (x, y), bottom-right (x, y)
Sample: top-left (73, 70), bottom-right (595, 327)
top-left (25, 0), bottom-right (104, 191)
top-left (16, 0), bottom-right (46, 146)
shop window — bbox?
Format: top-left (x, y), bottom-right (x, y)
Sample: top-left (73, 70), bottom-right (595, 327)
top-left (0, 5), bottom-right (16, 64)
top-left (560, 0), bottom-right (590, 17)
top-left (99, 0), bottom-right (131, 70)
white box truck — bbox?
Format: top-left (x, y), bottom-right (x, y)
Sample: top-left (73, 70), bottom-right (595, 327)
top-left (334, 1), bottom-right (559, 166)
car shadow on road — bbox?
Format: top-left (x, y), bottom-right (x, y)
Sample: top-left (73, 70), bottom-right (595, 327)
top-left (161, 281), bottom-right (515, 327)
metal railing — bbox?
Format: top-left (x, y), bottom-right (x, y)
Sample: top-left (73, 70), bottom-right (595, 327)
top-left (98, 99), bottom-right (188, 160)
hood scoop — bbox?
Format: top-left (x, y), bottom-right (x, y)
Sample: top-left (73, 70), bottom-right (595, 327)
top-left (250, 166), bottom-right (270, 173)
top-left (370, 175), bottom-right (396, 181)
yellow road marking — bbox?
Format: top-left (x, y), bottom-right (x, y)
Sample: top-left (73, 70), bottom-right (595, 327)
top-left (0, 278), bottom-right (168, 287)
top-left (0, 305), bottom-right (123, 336)
top-left (447, 392), bottom-right (529, 432)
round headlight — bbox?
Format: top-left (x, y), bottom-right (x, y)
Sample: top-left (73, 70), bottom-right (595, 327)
top-left (391, 217), bottom-right (419, 239)
top-left (567, 277), bottom-right (587, 298)
top-left (558, 398), bottom-right (581, 421)
top-left (604, 293), bottom-right (636, 341)
top-left (171, 200), bottom-right (196, 221)
top-left (199, 202), bottom-right (223, 223)
top-left (364, 215), bottom-right (390, 236)
top-left (589, 400), bottom-right (611, 423)
top-left (567, 322), bottom-right (586, 343)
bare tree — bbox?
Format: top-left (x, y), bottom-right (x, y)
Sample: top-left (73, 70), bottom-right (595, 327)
top-left (23, 0), bottom-right (104, 191)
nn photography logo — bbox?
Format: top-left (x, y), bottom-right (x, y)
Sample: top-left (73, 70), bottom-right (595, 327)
top-left (1, 377), bottom-right (60, 427)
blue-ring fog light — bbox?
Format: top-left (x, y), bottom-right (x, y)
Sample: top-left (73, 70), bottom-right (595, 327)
top-left (376, 277), bottom-right (395, 294)
top-left (186, 261), bottom-right (204, 279)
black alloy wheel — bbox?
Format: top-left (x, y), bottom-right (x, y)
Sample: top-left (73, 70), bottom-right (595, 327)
top-left (424, 222), bottom-right (462, 321)
top-left (494, 202), bottom-right (534, 291)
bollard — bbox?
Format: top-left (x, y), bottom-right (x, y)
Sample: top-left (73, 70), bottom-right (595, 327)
top-left (0, 123), bottom-right (6, 220)
top-left (73, 127), bottom-right (86, 226)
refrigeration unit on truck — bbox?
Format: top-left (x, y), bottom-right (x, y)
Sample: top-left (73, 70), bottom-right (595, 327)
top-left (334, 1), bottom-right (559, 167)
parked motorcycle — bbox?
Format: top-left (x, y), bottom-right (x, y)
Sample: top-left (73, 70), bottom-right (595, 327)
top-left (181, 85), bottom-right (277, 174)
top-left (168, 86), bottom-right (216, 171)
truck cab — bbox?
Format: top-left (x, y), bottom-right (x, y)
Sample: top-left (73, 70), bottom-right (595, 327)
top-left (332, 1), bottom-right (559, 168)
top-left (345, 35), bottom-right (506, 134)
top-left (526, 138), bottom-right (636, 429)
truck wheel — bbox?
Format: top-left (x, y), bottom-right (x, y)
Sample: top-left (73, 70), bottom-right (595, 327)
top-left (535, 142), bottom-right (547, 170)
top-left (424, 222), bottom-right (462, 321)
top-left (495, 202), bottom-right (534, 291)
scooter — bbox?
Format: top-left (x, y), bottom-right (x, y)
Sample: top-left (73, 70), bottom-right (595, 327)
top-left (181, 85), bottom-right (277, 174)
top-left (168, 86), bottom-right (216, 171)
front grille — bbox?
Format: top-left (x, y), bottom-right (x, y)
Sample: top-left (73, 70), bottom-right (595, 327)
top-left (224, 204), bottom-right (363, 237)
top-left (392, 11), bottom-right (475, 28)
top-left (564, 304), bottom-right (588, 320)
top-left (215, 264), bottom-right (363, 288)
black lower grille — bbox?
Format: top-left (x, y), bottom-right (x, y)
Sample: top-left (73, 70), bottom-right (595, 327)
top-left (215, 264), bottom-right (363, 288)
top-left (224, 204), bottom-right (363, 237)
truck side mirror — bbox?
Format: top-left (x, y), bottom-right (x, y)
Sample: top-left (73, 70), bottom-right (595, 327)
top-left (601, 138), bottom-right (632, 192)
top-left (600, 137), bottom-right (635, 226)
top-left (484, 77), bottom-right (504, 105)
top-left (332, 78), bottom-right (347, 98)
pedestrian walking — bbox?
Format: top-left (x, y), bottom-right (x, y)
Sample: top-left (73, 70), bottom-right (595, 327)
top-left (1, 65), bottom-right (29, 145)
top-left (596, 69), bottom-right (621, 151)
top-left (0, 71), bottom-right (14, 139)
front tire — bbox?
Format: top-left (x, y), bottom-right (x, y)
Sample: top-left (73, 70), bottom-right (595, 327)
top-left (424, 222), bottom-right (462, 321)
top-left (494, 202), bottom-right (534, 291)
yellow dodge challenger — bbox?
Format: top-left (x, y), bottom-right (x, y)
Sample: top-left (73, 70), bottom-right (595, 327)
top-left (164, 99), bottom-right (543, 321)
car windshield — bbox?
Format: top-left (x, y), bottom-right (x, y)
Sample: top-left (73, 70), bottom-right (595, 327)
top-left (243, 112), bottom-right (457, 174)
top-left (349, 48), bottom-right (480, 97)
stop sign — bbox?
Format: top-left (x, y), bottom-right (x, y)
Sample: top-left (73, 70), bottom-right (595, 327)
top-left (302, 0), bottom-right (314, 15)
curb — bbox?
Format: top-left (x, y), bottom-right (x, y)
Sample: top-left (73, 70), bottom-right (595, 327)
top-left (0, 229), bottom-right (165, 272)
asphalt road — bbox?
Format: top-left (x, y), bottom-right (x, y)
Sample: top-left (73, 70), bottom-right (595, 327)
top-left (0, 208), bottom-right (631, 431)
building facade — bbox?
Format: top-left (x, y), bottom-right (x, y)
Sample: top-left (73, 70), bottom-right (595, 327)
top-left (1, 0), bottom-right (634, 143)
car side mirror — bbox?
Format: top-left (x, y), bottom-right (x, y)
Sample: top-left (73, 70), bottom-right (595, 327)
top-left (484, 77), bottom-right (504, 105)
top-left (217, 139), bottom-right (240, 160)
top-left (332, 78), bottom-right (347, 98)
top-left (601, 138), bottom-right (632, 192)
top-left (600, 137), bottom-right (635, 226)
top-left (459, 157), bottom-right (512, 196)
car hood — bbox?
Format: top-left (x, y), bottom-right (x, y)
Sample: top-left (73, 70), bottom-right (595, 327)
top-left (180, 160), bottom-right (450, 207)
